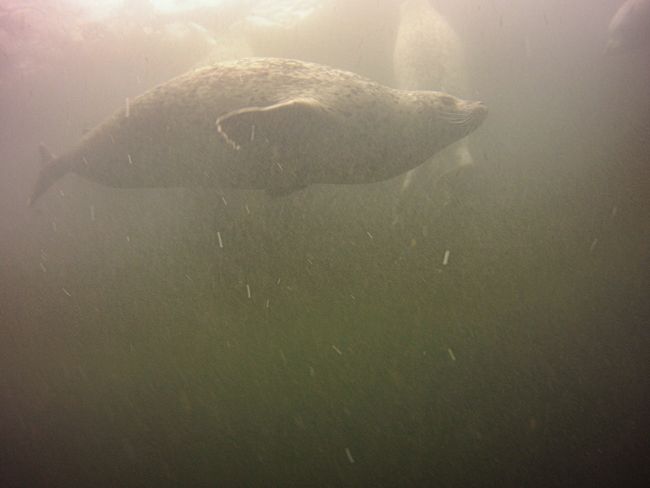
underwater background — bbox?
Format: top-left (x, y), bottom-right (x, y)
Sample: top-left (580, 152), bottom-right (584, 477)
top-left (1, 1), bottom-right (648, 486)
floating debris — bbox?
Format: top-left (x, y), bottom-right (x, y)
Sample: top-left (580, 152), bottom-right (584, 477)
top-left (332, 345), bottom-right (342, 355)
top-left (217, 231), bottom-right (223, 249)
top-left (265, 298), bottom-right (270, 309)
top-left (276, 278), bottom-right (281, 285)
top-left (442, 249), bottom-right (450, 266)
top-left (345, 447), bottom-right (355, 464)
top-left (127, 153), bottom-right (133, 165)
top-left (366, 231), bottom-right (374, 240)
top-left (221, 196), bottom-right (228, 206)
top-left (447, 348), bottom-right (456, 361)
top-left (39, 262), bottom-right (47, 273)
top-left (589, 238), bottom-right (598, 253)
top-left (276, 162), bottom-right (284, 172)
top-left (246, 284), bottom-right (251, 299)
top-left (184, 274), bottom-right (193, 282)
top-left (62, 287), bottom-right (72, 297)
top-left (125, 97), bottom-right (130, 117)
top-left (126, 235), bottom-right (130, 243)
top-left (90, 205), bottom-right (95, 221)
top-left (245, 204), bottom-right (251, 215)
top-left (250, 124), bottom-right (255, 141)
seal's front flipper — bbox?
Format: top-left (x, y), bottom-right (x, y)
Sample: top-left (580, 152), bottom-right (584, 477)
top-left (38, 144), bottom-right (55, 166)
top-left (216, 97), bottom-right (328, 151)
top-left (29, 144), bottom-right (68, 206)
top-left (216, 97), bottom-right (328, 194)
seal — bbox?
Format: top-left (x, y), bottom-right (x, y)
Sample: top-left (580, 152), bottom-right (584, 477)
top-left (29, 57), bottom-right (486, 205)
top-left (393, 0), bottom-right (474, 193)
top-left (606, 0), bottom-right (650, 54)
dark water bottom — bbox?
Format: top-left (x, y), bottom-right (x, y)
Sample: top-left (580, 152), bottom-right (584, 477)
top-left (2, 123), bottom-right (649, 488)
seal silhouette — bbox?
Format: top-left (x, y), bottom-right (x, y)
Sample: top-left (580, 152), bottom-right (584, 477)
top-left (606, 0), bottom-right (650, 54)
top-left (30, 57), bottom-right (486, 205)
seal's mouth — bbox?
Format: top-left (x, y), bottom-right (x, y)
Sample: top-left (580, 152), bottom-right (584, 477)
top-left (439, 101), bottom-right (488, 135)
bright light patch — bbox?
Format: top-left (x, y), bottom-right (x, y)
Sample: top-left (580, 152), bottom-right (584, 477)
top-left (150, 0), bottom-right (230, 14)
top-left (71, 0), bottom-right (232, 19)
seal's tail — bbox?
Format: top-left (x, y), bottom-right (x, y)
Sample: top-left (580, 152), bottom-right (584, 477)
top-left (29, 144), bottom-right (66, 206)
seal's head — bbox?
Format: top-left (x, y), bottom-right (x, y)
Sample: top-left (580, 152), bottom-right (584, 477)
top-left (417, 92), bottom-right (487, 156)
top-left (435, 95), bottom-right (487, 138)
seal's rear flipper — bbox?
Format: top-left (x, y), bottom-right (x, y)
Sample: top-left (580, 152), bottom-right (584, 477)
top-left (29, 144), bottom-right (67, 206)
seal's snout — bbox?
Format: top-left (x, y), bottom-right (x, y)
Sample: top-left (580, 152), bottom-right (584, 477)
top-left (471, 101), bottom-right (488, 125)
top-left (461, 100), bottom-right (488, 133)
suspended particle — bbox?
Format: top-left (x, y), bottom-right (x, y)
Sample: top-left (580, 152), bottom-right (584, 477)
top-left (345, 448), bottom-right (355, 464)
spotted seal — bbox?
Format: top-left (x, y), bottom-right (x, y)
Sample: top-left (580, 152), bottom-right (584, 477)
top-left (30, 57), bottom-right (486, 205)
